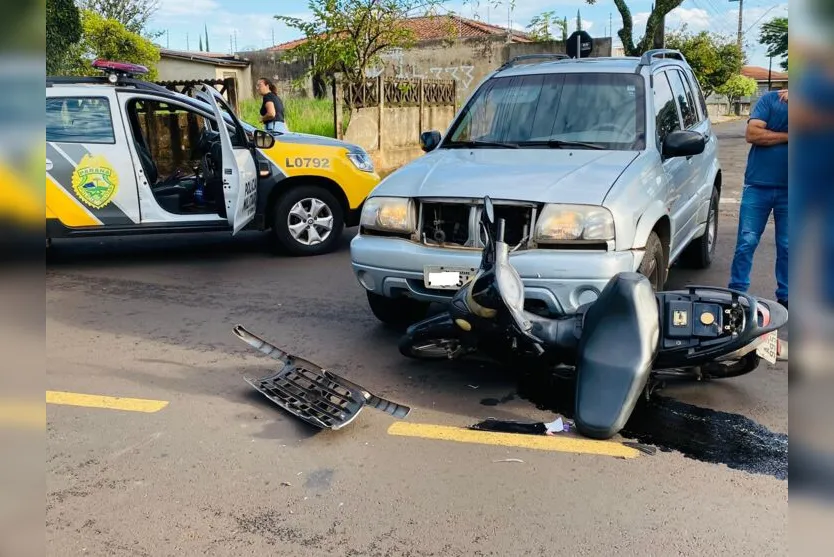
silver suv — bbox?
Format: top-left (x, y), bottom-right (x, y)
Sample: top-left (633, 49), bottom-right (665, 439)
top-left (351, 49), bottom-right (721, 326)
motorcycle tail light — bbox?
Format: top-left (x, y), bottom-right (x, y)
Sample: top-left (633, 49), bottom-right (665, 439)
top-left (757, 302), bottom-right (771, 327)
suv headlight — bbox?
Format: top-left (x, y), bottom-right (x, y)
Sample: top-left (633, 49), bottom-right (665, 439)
top-left (360, 197), bottom-right (416, 233)
top-left (535, 204), bottom-right (615, 242)
top-left (347, 149), bottom-right (374, 172)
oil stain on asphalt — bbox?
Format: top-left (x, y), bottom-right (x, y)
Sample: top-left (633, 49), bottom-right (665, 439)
top-left (479, 371), bottom-right (787, 480)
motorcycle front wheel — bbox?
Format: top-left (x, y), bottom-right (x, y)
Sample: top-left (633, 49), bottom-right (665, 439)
top-left (398, 335), bottom-right (464, 360)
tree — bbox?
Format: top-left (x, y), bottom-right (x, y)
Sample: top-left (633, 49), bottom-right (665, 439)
top-left (759, 16), bottom-right (788, 70)
top-left (204, 23), bottom-right (210, 52)
top-left (47, 0), bottom-right (83, 75)
top-left (665, 27), bottom-right (743, 98)
top-left (716, 74), bottom-right (757, 110)
top-left (276, 0), bottom-right (445, 89)
top-left (576, 9), bottom-right (582, 32)
top-left (77, 0), bottom-right (161, 37)
top-left (199, 35), bottom-right (203, 52)
top-left (64, 10), bottom-right (160, 79)
top-left (586, 0), bottom-right (684, 57)
top-left (527, 10), bottom-right (559, 42)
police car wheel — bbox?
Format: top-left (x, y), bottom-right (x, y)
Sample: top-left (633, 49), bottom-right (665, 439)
top-left (271, 186), bottom-right (344, 256)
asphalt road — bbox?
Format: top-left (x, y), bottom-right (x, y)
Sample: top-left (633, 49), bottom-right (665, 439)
top-left (46, 120), bottom-right (788, 556)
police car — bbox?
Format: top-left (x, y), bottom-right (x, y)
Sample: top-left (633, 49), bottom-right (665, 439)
top-left (46, 60), bottom-right (380, 255)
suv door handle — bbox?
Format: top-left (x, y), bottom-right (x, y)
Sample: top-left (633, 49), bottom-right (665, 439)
top-left (46, 158), bottom-right (53, 171)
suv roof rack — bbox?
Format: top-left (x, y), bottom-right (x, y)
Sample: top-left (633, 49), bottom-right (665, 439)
top-left (498, 53), bottom-right (570, 71)
top-left (637, 49), bottom-right (686, 68)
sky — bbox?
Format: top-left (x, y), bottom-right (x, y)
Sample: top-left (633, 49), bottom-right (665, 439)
top-left (147, 0), bottom-right (788, 70)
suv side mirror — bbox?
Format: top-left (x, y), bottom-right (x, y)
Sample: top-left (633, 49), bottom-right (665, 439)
top-left (254, 129), bottom-right (276, 149)
top-left (420, 130), bottom-right (441, 152)
top-left (663, 130), bottom-right (705, 159)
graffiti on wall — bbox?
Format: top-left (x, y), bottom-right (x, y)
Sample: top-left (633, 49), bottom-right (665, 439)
top-left (364, 48), bottom-right (476, 90)
top-left (429, 66), bottom-right (475, 89)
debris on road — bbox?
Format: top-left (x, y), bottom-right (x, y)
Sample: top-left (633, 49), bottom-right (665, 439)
top-left (233, 325), bottom-right (411, 430)
top-left (467, 384), bottom-right (480, 389)
top-left (493, 458), bottom-right (524, 463)
top-left (470, 416), bottom-right (574, 436)
top-left (622, 442), bottom-right (657, 456)
top-left (281, 482), bottom-right (292, 487)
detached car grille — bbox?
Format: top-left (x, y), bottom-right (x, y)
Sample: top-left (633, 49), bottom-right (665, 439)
top-left (418, 200), bottom-right (536, 249)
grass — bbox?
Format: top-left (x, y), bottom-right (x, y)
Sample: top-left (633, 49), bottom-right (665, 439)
top-left (240, 97), bottom-right (336, 137)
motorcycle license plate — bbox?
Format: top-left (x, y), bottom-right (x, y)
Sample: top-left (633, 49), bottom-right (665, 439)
top-left (756, 331), bottom-right (778, 364)
top-left (423, 266), bottom-right (476, 290)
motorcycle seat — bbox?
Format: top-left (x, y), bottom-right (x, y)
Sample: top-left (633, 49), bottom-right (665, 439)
top-left (574, 272), bottom-right (660, 439)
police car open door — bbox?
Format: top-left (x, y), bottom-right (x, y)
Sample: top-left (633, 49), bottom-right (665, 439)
top-left (194, 85), bottom-right (257, 235)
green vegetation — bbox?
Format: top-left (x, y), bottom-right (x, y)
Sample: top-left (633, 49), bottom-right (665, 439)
top-left (665, 27), bottom-right (743, 98)
top-left (58, 9), bottom-right (160, 79)
top-left (759, 17), bottom-right (788, 71)
top-left (46, 0), bottom-right (83, 75)
top-left (716, 75), bottom-right (758, 107)
top-left (240, 98), bottom-right (339, 138)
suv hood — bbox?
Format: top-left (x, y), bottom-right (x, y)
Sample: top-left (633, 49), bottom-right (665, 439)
top-left (376, 148), bottom-right (639, 205)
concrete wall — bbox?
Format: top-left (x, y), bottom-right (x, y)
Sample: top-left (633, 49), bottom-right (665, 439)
top-left (343, 104), bottom-right (456, 171)
top-left (157, 59), bottom-right (254, 101)
top-left (237, 49), bottom-right (316, 99)
top-left (157, 58), bottom-right (216, 82)
top-left (243, 36), bottom-right (613, 104)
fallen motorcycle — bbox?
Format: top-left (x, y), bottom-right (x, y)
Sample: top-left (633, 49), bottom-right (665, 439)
top-left (399, 196), bottom-right (788, 440)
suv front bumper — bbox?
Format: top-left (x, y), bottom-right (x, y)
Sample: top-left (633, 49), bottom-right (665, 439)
top-left (351, 235), bottom-right (643, 315)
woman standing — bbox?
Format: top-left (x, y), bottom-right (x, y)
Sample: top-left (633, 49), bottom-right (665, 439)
top-left (256, 77), bottom-right (288, 133)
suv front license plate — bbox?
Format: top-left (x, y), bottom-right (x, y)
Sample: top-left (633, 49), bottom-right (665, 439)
top-left (756, 331), bottom-right (778, 365)
top-left (424, 266), bottom-right (476, 290)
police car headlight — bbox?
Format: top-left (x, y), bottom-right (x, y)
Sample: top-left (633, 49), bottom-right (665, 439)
top-left (347, 150), bottom-right (374, 173)
top-left (360, 197), bottom-right (415, 233)
top-left (535, 205), bottom-right (615, 242)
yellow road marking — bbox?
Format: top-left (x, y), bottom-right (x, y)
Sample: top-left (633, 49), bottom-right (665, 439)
top-left (46, 391), bottom-right (169, 413)
top-left (387, 422), bottom-right (640, 459)
top-left (0, 401), bottom-right (46, 429)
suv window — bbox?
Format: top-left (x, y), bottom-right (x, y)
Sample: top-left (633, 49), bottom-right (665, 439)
top-left (653, 72), bottom-right (681, 146)
top-left (684, 69), bottom-right (709, 122)
top-left (668, 70), bottom-right (697, 128)
top-left (444, 72), bottom-right (646, 150)
top-left (46, 96), bottom-right (115, 144)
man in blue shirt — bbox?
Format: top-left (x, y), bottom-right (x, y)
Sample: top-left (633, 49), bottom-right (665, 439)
top-left (728, 90), bottom-right (789, 308)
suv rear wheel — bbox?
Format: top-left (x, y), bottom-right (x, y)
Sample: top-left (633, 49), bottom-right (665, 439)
top-left (638, 231), bottom-right (666, 291)
top-left (270, 186), bottom-right (344, 256)
top-left (679, 185), bottom-right (719, 269)
top-left (367, 292), bottom-right (430, 329)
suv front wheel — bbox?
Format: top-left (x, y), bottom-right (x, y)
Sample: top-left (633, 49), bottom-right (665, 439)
top-left (638, 231), bottom-right (666, 291)
top-left (367, 292), bottom-right (430, 329)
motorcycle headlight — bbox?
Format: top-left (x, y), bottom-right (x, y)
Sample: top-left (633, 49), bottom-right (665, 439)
top-left (535, 204), bottom-right (615, 243)
top-left (347, 150), bottom-right (374, 173)
top-left (360, 197), bottom-right (416, 233)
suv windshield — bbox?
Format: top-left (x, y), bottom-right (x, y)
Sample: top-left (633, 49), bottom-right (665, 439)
top-left (444, 72), bottom-right (646, 150)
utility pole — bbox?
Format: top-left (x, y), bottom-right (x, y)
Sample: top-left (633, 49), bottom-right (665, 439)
top-left (768, 55), bottom-right (773, 90)
top-left (730, 0), bottom-right (743, 53)
top-left (166, 29), bottom-right (169, 49)
top-left (186, 32), bottom-right (189, 51)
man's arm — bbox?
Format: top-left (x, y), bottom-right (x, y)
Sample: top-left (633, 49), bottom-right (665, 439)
top-left (746, 119), bottom-right (789, 146)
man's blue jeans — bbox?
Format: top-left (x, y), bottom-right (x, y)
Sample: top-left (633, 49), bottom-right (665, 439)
top-left (728, 184), bottom-right (788, 300)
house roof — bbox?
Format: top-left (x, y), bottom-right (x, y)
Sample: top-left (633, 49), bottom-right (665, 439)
top-left (742, 65), bottom-right (788, 82)
top-left (159, 48), bottom-right (250, 68)
top-left (268, 14), bottom-right (531, 51)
